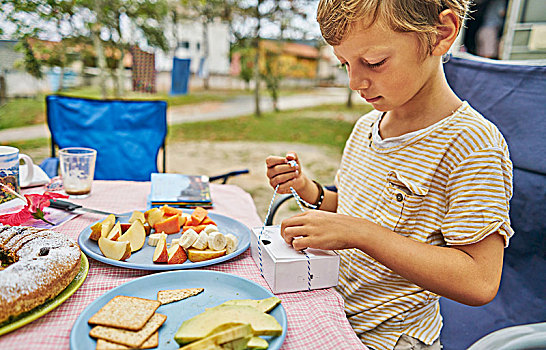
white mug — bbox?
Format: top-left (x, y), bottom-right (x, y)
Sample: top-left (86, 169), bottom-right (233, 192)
top-left (0, 146), bottom-right (34, 203)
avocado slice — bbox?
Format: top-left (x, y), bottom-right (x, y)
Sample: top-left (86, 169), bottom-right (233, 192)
top-left (175, 305), bottom-right (282, 345)
top-left (179, 324), bottom-right (252, 350)
top-left (247, 336), bottom-right (269, 349)
top-left (220, 297), bottom-right (281, 313)
top-left (221, 335), bottom-right (252, 350)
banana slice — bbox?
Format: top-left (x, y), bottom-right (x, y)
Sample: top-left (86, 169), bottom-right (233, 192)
top-left (179, 229), bottom-right (199, 249)
top-left (225, 233), bottom-right (238, 254)
top-left (170, 238), bottom-right (181, 246)
top-left (207, 231), bottom-right (227, 251)
top-left (203, 224), bottom-right (219, 234)
top-left (191, 231), bottom-right (209, 250)
top-left (148, 233), bottom-right (167, 247)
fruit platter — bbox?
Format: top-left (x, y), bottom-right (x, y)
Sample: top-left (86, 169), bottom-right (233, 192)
top-left (78, 205), bottom-right (251, 270)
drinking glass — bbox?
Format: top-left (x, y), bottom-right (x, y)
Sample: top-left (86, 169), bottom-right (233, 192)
top-left (59, 147), bottom-right (97, 198)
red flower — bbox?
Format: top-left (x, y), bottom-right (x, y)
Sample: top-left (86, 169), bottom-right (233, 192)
top-left (0, 210), bottom-right (32, 226)
top-left (0, 192), bottom-right (68, 226)
top-left (25, 192), bottom-right (66, 212)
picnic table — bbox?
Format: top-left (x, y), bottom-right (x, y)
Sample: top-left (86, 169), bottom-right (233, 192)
top-left (0, 180), bottom-right (366, 349)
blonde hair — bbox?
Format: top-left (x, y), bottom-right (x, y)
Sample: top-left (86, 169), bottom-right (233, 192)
top-left (317, 0), bottom-right (470, 55)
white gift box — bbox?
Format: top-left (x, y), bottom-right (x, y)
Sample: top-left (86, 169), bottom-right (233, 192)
top-left (250, 226), bottom-right (340, 293)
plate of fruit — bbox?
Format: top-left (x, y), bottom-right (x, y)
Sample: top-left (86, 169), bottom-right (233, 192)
top-left (78, 206), bottom-right (251, 270)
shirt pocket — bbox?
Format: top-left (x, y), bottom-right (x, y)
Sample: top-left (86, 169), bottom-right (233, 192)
top-left (372, 171), bottom-right (429, 236)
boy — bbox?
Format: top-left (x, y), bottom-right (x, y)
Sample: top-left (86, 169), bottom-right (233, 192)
top-left (265, 0), bottom-right (513, 349)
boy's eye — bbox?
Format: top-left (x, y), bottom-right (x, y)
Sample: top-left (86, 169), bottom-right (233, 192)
top-left (368, 59), bottom-right (386, 69)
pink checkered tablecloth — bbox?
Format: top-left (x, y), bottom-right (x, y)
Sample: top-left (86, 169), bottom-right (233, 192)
top-left (0, 181), bottom-right (366, 350)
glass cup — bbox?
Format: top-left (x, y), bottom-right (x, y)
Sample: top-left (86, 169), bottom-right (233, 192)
top-left (59, 147), bottom-right (97, 198)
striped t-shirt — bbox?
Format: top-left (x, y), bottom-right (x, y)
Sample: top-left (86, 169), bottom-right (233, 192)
top-left (334, 102), bottom-right (513, 350)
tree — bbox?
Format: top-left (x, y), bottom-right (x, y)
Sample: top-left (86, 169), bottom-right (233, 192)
top-left (260, 3), bottom-right (308, 113)
top-left (262, 46), bottom-right (281, 112)
top-left (229, 0), bottom-right (311, 116)
top-left (1, 0), bottom-right (84, 90)
top-left (80, 0), bottom-right (169, 97)
top-left (234, 42), bottom-right (254, 90)
top-left (2, 0), bottom-right (169, 98)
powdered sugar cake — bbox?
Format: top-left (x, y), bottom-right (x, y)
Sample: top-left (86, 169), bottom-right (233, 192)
top-left (0, 224), bottom-right (81, 323)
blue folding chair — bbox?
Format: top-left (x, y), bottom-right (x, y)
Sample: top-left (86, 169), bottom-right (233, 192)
top-left (44, 95), bottom-right (167, 181)
top-left (440, 55), bottom-right (546, 349)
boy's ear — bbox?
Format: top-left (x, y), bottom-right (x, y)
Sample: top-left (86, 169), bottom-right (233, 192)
top-left (432, 9), bottom-right (460, 56)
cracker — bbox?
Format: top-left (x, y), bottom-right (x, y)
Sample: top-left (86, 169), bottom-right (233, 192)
top-left (157, 288), bottom-right (204, 305)
top-left (88, 296), bottom-right (160, 331)
top-left (95, 332), bottom-right (158, 349)
top-left (90, 313), bottom-right (166, 348)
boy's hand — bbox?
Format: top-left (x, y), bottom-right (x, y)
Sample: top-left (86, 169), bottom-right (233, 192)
top-left (280, 210), bottom-right (367, 251)
top-left (265, 152), bottom-right (309, 194)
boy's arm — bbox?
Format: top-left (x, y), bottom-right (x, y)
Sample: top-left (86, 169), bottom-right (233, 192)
top-left (281, 211), bottom-right (505, 306)
top-left (353, 221), bottom-right (505, 306)
top-left (295, 177), bottom-right (338, 212)
top-left (266, 152), bottom-right (338, 212)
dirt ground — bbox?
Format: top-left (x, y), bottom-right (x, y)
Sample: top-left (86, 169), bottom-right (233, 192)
top-left (166, 141), bottom-right (342, 223)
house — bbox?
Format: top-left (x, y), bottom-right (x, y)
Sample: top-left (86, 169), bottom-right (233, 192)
top-left (0, 40), bottom-right (21, 72)
top-left (229, 39), bottom-right (347, 87)
top-left (0, 39), bottom-right (50, 98)
top-left (260, 40), bottom-right (320, 79)
top-left (155, 18), bottom-right (230, 75)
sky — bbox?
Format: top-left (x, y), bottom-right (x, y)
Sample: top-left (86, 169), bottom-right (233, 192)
top-left (0, 1), bottom-right (323, 43)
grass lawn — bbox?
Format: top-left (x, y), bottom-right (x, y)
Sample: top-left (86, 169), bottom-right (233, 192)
top-left (0, 86), bottom-right (322, 130)
top-left (168, 103), bottom-right (372, 153)
top-left (8, 103), bottom-right (372, 157)
top-left (0, 97), bottom-right (44, 130)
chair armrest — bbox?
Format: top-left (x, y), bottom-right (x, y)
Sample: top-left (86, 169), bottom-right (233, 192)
top-left (209, 169), bottom-right (250, 184)
top-left (39, 157), bottom-right (59, 178)
top-left (265, 194), bottom-right (293, 226)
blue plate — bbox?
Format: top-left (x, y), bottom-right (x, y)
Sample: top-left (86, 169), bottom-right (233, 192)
top-left (78, 210), bottom-right (250, 270)
top-left (70, 270), bottom-right (287, 350)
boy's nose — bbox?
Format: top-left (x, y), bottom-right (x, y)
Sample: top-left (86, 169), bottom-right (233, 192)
top-left (348, 68), bottom-right (371, 91)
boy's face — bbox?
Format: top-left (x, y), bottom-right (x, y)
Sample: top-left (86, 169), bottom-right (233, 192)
top-left (333, 21), bottom-right (438, 112)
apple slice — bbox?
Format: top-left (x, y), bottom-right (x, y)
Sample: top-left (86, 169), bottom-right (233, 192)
top-left (187, 248), bottom-right (226, 262)
top-left (120, 222), bottom-right (152, 235)
top-left (145, 208), bottom-right (165, 228)
top-left (118, 220), bottom-right (146, 252)
top-left (98, 237), bottom-right (131, 261)
top-left (152, 236), bottom-right (168, 263)
top-left (129, 210), bottom-right (146, 224)
top-left (167, 244), bottom-right (188, 264)
top-left (142, 224), bottom-right (152, 235)
top-left (89, 221), bottom-right (102, 241)
top-left (106, 222), bottom-right (122, 241)
top-left (100, 214), bottom-right (116, 239)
